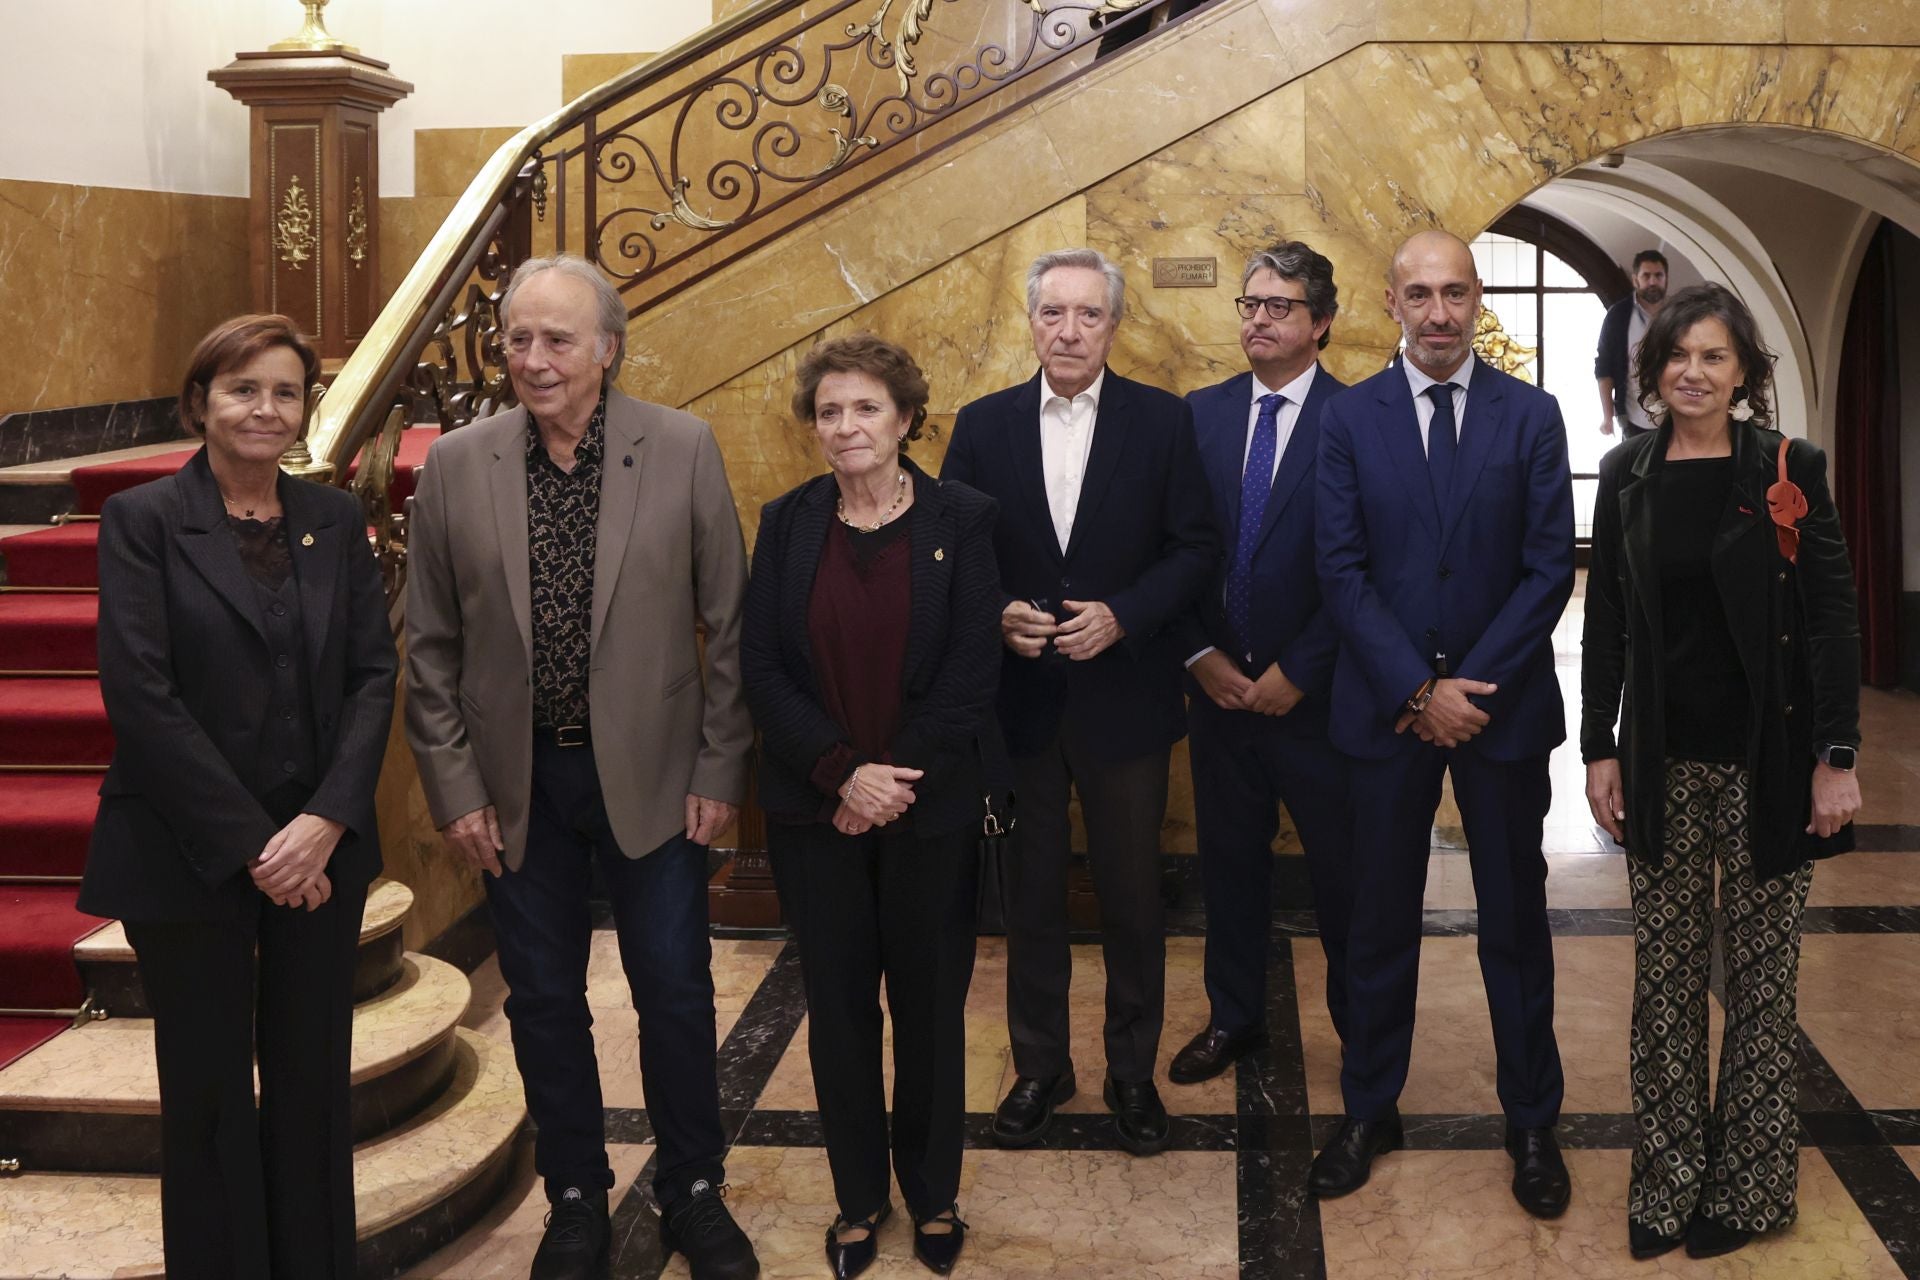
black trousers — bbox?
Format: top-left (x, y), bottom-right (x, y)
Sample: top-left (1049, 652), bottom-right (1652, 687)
top-left (125, 874), bottom-right (366, 1280)
top-left (1187, 699), bottom-right (1354, 1042)
top-left (770, 821), bottom-right (977, 1220)
top-left (484, 736), bottom-right (726, 1208)
top-left (1006, 737), bottom-right (1171, 1083)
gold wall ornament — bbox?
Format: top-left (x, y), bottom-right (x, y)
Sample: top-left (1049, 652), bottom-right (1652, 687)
top-left (346, 178), bottom-right (369, 267)
top-left (275, 173), bottom-right (318, 269)
top-left (269, 0), bottom-right (359, 54)
top-left (1472, 304), bottom-right (1537, 382)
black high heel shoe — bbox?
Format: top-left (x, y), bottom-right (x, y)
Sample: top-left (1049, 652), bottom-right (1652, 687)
top-left (825, 1203), bottom-right (891, 1279)
top-left (911, 1204), bottom-right (969, 1275)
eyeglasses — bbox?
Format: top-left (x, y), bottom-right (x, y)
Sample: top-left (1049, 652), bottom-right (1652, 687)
top-left (1235, 295), bottom-right (1308, 320)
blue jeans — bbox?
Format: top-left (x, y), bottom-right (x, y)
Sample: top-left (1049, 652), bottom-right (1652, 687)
top-left (484, 736), bottom-right (725, 1206)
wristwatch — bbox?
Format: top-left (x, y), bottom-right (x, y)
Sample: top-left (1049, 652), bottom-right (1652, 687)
top-left (1817, 744), bottom-right (1857, 771)
top-left (1405, 677), bottom-right (1437, 715)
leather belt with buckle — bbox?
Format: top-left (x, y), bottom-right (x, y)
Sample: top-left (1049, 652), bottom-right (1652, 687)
top-left (539, 724), bottom-right (590, 748)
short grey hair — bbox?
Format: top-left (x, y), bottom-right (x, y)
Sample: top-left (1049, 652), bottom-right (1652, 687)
top-left (1242, 241), bottom-right (1339, 350)
top-left (500, 253), bottom-right (627, 391)
top-left (1025, 248), bottom-right (1126, 322)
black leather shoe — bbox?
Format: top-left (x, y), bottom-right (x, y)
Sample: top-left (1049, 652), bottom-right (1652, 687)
top-left (660, 1183), bottom-right (760, 1280)
top-left (1168, 1024), bottom-right (1268, 1085)
top-left (1629, 1220), bottom-right (1683, 1260)
top-left (1684, 1213), bottom-right (1754, 1259)
top-left (531, 1187), bottom-right (609, 1280)
top-left (1103, 1076), bottom-right (1171, 1156)
top-left (910, 1204), bottom-right (969, 1275)
top-left (1306, 1114), bottom-right (1404, 1197)
top-left (991, 1070), bottom-right (1076, 1147)
top-left (1505, 1126), bottom-right (1571, 1219)
top-left (824, 1203), bottom-right (890, 1279)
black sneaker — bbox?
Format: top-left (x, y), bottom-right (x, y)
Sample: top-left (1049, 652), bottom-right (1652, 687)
top-left (660, 1181), bottom-right (760, 1280)
top-left (530, 1186), bottom-right (609, 1280)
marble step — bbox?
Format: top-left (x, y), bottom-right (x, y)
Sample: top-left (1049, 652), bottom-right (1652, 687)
top-left (0, 1027), bottom-right (524, 1280)
top-left (0, 443), bottom-right (192, 526)
top-left (0, 952), bottom-right (470, 1173)
top-left (75, 878), bottom-right (414, 1018)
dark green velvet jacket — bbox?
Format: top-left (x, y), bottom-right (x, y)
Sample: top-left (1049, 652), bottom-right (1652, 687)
top-left (1580, 421), bottom-right (1861, 880)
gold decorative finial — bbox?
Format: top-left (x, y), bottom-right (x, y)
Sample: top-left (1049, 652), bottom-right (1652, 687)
top-left (1472, 304), bottom-right (1538, 382)
top-left (269, 0), bottom-right (359, 54)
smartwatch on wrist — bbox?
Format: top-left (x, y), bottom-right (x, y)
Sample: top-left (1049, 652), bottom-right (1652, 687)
top-left (1817, 744), bottom-right (1857, 771)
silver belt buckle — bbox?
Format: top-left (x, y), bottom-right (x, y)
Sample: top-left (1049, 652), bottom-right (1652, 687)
top-left (553, 724), bottom-right (589, 748)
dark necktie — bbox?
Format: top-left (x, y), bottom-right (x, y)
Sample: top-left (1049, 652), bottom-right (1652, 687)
top-left (1425, 383), bottom-right (1459, 509)
top-left (1226, 393), bottom-right (1283, 655)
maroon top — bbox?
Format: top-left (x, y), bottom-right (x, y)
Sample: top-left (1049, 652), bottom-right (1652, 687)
top-left (807, 519), bottom-right (911, 801)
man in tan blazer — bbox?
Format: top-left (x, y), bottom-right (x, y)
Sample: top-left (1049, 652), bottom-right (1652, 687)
top-left (406, 254), bottom-right (758, 1280)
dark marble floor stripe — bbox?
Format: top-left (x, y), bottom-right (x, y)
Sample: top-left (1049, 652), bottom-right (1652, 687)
top-left (608, 942), bottom-right (808, 1280)
top-left (1238, 939), bottom-right (1325, 1279)
top-left (1794, 1032), bottom-right (1920, 1278)
top-left (1852, 824), bottom-right (1920, 852)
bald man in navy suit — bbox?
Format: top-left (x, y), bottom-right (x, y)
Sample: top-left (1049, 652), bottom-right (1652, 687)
top-left (1311, 230), bottom-right (1575, 1218)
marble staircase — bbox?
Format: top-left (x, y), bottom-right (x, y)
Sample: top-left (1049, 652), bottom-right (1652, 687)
top-left (0, 876), bottom-right (526, 1279)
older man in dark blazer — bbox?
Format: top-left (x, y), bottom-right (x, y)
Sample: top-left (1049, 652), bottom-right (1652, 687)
top-left (1312, 230), bottom-right (1575, 1215)
top-left (405, 255), bottom-right (757, 1280)
top-left (942, 247), bottom-right (1217, 1157)
top-left (1168, 242), bottom-right (1353, 1087)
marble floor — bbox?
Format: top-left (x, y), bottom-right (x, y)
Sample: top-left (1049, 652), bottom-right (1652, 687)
top-left (408, 590), bottom-right (1920, 1280)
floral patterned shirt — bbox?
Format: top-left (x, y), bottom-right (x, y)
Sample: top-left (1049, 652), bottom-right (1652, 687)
top-left (526, 399), bottom-right (605, 729)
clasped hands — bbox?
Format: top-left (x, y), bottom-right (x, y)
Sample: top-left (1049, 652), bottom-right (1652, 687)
top-left (833, 764), bottom-right (923, 836)
top-left (1393, 677), bottom-right (1498, 747)
top-left (1001, 599), bottom-right (1124, 661)
top-left (249, 812), bottom-right (346, 910)
top-left (1191, 650), bottom-right (1304, 716)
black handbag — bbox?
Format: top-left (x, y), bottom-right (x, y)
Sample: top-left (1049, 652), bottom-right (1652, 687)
top-left (974, 786), bottom-right (1015, 935)
top-left (971, 725), bottom-right (1016, 935)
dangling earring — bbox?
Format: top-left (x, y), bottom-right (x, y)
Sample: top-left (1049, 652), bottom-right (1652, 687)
top-left (1729, 386), bottom-right (1755, 422)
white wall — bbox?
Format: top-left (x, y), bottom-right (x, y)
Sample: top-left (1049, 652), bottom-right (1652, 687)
top-left (0, 0), bottom-right (713, 197)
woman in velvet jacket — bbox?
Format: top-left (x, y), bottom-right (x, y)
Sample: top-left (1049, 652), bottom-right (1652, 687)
top-left (1580, 284), bottom-right (1861, 1262)
top-left (78, 315), bottom-right (397, 1279)
top-left (741, 333), bottom-right (1003, 1278)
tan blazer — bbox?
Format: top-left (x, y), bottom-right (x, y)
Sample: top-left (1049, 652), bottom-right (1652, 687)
top-left (404, 390), bottom-right (752, 870)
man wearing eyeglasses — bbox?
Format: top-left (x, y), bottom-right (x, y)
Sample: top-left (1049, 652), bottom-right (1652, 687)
top-left (1165, 243), bottom-right (1355, 1088)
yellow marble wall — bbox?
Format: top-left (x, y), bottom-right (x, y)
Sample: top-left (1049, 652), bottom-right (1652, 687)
top-left (654, 20), bottom-right (1920, 852)
top-left (0, 179), bottom-right (250, 414)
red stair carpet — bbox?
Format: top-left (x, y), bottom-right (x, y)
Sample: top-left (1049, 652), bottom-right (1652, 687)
top-left (0, 429), bottom-right (436, 1070)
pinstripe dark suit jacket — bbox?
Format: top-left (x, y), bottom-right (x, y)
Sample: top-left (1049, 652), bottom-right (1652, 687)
top-left (741, 458), bottom-right (1005, 836)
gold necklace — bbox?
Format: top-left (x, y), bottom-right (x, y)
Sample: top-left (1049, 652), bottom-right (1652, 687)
top-left (835, 470), bottom-right (908, 533)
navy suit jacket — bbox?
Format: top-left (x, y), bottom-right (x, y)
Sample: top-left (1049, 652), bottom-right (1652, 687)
top-left (942, 368), bottom-right (1217, 762)
top-left (1176, 366), bottom-right (1346, 732)
top-left (1315, 358), bottom-right (1574, 761)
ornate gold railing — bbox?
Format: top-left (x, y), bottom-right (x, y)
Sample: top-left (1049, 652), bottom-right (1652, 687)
top-left (306, 0), bottom-right (1193, 596)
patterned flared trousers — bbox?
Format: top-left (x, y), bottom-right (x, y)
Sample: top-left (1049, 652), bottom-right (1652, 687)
top-left (1627, 759), bottom-right (1812, 1236)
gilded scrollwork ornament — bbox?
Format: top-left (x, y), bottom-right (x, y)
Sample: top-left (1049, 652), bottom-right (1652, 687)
top-left (346, 178), bottom-right (370, 268)
top-left (275, 173), bottom-right (318, 269)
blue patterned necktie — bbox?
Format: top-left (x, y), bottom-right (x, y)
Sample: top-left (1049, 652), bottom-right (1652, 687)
top-left (1425, 382), bottom-right (1459, 509)
top-left (1226, 392), bottom-right (1284, 655)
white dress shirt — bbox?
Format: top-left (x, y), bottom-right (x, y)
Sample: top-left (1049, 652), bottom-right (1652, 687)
top-left (1039, 369), bottom-right (1104, 553)
top-left (1402, 352), bottom-right (1476, 455)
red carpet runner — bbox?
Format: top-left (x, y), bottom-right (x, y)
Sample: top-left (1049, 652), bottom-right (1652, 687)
top-left (0, 429), bottom-right (436, 1067)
